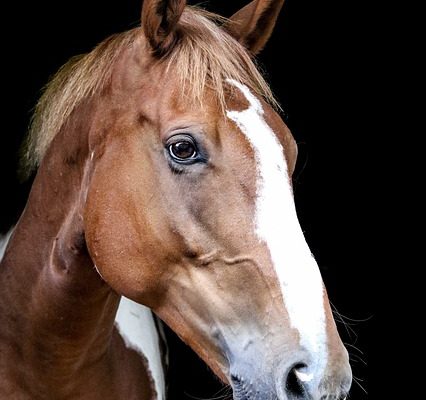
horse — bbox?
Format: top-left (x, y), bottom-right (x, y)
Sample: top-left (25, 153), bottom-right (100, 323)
top-left (0, 1), bottom-right (352, 399)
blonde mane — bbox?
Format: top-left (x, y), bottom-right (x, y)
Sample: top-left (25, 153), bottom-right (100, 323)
top-left (22, 7), bottom-right (278, 176)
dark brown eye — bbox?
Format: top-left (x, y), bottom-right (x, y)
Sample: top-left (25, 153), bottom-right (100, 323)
top-left (167, 137), bottom-right (198, 161)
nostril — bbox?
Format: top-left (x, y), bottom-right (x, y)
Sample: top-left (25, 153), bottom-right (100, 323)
top-left (285, 363), bottom-right (308, 398)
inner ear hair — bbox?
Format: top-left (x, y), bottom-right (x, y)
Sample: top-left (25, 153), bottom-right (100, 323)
top-left (141, 0), bottom-right (186, 56)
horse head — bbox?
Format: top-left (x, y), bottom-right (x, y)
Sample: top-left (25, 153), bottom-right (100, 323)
top-left (73, 1), bottom-right (352, 398)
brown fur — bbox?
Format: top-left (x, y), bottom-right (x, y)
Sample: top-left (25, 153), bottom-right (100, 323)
top-left (21, 7), bottom-right (277, 178)
top-left (1, 99), bottom-right (156, 399)
top-left (2, 1), bottom-right (351, 399)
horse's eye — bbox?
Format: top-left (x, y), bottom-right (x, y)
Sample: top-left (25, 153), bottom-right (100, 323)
top-left (169, 141), bottom-right (196, 160)
top-left (167, 135), bottom-right (198, 162)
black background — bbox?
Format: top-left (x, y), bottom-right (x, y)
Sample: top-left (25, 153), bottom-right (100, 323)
top-left (1, 0), bottom-right (376, 398)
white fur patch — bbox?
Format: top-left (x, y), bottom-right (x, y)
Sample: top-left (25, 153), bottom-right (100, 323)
top-left (0, 228), bottom-right (14, 261)
top-left (226, 80), bottom-right (327, 382)
top-left (115, 297), bottom-right (165, 400)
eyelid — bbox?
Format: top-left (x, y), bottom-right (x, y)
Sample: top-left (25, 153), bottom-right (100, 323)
top-left (163, 124), bottom-right (206, 142)
top-left (166, 133), bottom-right (196, 142)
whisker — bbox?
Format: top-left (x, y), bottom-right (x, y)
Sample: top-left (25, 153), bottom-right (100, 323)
top-left (330, 302), bottom-right (357, 340)
top-left (344, 342), bottom-right (365, 355)
top-left (351, 375), bottom-right (368, 395)
top-left (348, 353), bottom-right (368, 366)
top-left (184, 384), bottom-right (232, 400)
top-left (335, 313), bottom-right (374, 323)
top-left (211, 385), bottom-right (232, 399)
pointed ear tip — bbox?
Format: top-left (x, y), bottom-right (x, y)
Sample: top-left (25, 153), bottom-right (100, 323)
top-left (224, 0), bottom-right (285, 54)
top-left (141, 0), bottom-right (186, 56)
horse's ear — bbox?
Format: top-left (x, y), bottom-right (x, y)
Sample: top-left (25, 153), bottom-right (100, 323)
top-left (224, 0), bottom-right (285, 55)
top-left (141, 0), bottom-right (186, 56)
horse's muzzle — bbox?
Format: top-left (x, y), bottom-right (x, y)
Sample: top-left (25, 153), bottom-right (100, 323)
top-left (230, 355), bottom-right (352, 400)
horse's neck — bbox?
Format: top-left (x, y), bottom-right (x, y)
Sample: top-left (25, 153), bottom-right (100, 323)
top-left (0, 106), bottom-right (122, 397)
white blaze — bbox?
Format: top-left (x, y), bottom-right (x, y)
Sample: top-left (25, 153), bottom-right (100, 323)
top-left (226, 80), bottom-right (327, 376)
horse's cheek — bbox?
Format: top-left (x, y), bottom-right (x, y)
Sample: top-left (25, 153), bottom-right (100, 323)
top-left (83, 177), bottom-right (161, 302)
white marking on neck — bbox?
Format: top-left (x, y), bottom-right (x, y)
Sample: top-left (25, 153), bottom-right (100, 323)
top-left (226, 80), bottom-right (327, 380)
top-left (0, 228), bottom-right (14, 262)
top-left (115, 297), bottom-right (165, 400)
